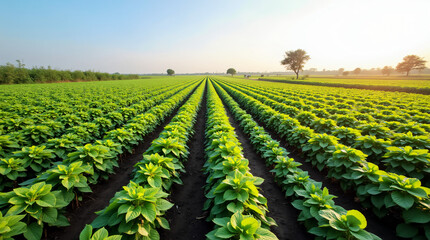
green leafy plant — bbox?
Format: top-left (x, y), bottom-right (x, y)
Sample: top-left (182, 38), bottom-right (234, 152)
top-left (13, 146), bottom-right (55, 173)
top-left (353, 136), bottom-right (390, 164)
top-left (358, 123), bottom-right (391, 139)
top-left (67, 144), bottom-right (115, 183)
top-left (79, 224), bottom-right (122, 240)
top-left (392, 132), bottom-right (430, 149)
top-left (22, 161), bottom-right (93, 204)
top-left (0, 212), bottom-right (27, 240)
top-left (91, 181), bottom-right (173, 239)
top-left (133, 162), bottom-right (170, 189)
top-left (145, 137), bottom-right (189, 160)
top-left (382, 146), bottom-right (430, 181)
top-left (0, 157), bottom-right (27, 182)
top-left (302, 133), bottom-right (338, 171)
top-left (327, 145), bottom-right (367, 190)
top-left (0, 182), bottom-right (69, 240)
top-left (0, 135), bottom-right (20, 157)
top-left (317, 209), bottom-right (381, 240)
top-left (332, 127), bottom-right (362, 146)
top-left (104, 128), bottom-right (137, 153)
top-left (310, 118), bottom-right (337, 134)
top-left (22, 125), bottom-right (54, 145)
top-left (45, 137), bottom-right (77, 159)
top-left (206, 211), bottom-right (278, 240)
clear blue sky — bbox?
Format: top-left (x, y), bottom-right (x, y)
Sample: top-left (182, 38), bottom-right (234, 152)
top-left (1, 0), bottom-right (429, 74)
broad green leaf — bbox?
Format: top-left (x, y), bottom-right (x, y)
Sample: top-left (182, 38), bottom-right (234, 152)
top-left (137, 223), bottom-right (149, 236)
top-left (396, 223), bottom-right (419, 238)
top-left (215, 227), bottom-right (235, 238)
top-left (255, 227), bottom-right (278, 240)
top-left (42, 207), bottom-right (58, 224)
top-left (79, 225), bottom-right (93, 240)
top-left (141, 202), bottom-right (156, 222)
top-left (125, 205), bottom-right (141, 223)
top-left (402, 208), bottom-right (430, 223)
top-left (23, 222), bottom-right (43, 240)
top-left (92, 228), bottom-right (109, 240)
top-left (391, 191), bottom-right (414, 209)
top-left (157, 199), bottom-right (173, 211)
top-left (346, 210), bottom-right (367, 229)
top-left (36, 193), bottom-right (56, 207)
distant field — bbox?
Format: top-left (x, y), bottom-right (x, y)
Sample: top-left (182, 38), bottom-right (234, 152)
top-left (233, 75), bottom-right (430, 94)
top-left (259, 76), bottom-right (430, 88)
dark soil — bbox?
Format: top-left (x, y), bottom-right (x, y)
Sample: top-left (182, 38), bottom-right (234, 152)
top-left (221, 99), bottom-right (312, 240)
top-left (159, 86), bottom-right (214, 240)
top-left (48, 96), bottom-right (194, 240)
top-left (233, 104), bottom-right (400, 239)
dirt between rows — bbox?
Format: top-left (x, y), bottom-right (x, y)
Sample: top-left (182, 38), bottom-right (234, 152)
top-left (159, 87), bottom-right (213, 239)
top-left (228, 101), bottom-right (399, 239)
top-left (47, 93), bottom-right (195, 240)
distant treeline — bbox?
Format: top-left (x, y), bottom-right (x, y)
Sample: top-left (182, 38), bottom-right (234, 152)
top-left (0, 62), bottom-right (140, 84)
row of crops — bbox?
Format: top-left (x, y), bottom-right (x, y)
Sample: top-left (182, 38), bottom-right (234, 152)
top-left (0, 76), bottom-right (429, 239)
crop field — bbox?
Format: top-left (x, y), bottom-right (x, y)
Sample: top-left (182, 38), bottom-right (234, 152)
top-left (1, 76), bottom-right (430, 240)
top-left (255, 76), bottom-right (430, 94)
top-left (260, 76), bottom-right (430, 88)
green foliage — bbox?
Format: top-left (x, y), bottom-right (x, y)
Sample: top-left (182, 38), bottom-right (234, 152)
top-left (0, 158), bottom-right (27, 181)
top-left (0, 212), bottom-right (27, 240)
top-left (105, 128), bottom-right (138, 153)
top-left (281, 49), bottom-right (310, 79)
top-left (0, 61), bottom-right (138, 84)
top-left (0, 135), bottom-right (19, 156)
top-left (91, 182), bottom-right (173, 239)
top-left (22, 161), bottom-right (93, 203)
top-left (383, 146), bottom-right (430, 180)
top-left (203, 82), bottom-right (277, 236)
top-left (358, 123), bottom-right (391, 139)
top-left (166, 69), bottom-right (175, 76)
top-left (318, 209), bottom-right (380, 240)
top-left (332, 127), bottom-right (362, 146)
top-left (226, 68), bottom-right (237, 76)
top-left (79, 225), bottom-right (122, 240)
top-left (207, 211), bottom-right (278, 240)
top-left (66, 144), bottom-right (116, 183)
top-left (213, 77), bottom-right (430, 239)
top-left (302, 133), bottom-right (338, 171)
top-left (353, 136), bottom-right (390, 164)
top-left (211, 80), bottom-right (379, 240)
top-left (13, 146), bottom-right (55, 173)
top-left (0, 182), bottom-right (69, 240)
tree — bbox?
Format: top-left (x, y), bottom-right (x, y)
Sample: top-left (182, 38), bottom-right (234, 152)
top-left (280, 49), bottom-right (310, 79)
top-left (381, 66), bottom-right (394, 76)
top-left (396, 55), bottom-right (426, 76)
top-left (167, 69), bottom-right (175, 76)
top-left (353, 68), bottom-right (361, 75)
top-left (342, 71), bottom-right (349, 76)
top-left (226, 68), bottom-right (237, 76)
top-left (338, 68), bottom-right (344, 76)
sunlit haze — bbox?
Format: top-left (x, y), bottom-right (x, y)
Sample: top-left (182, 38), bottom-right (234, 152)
top-left (1, 0), bottom-right (429, 74)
